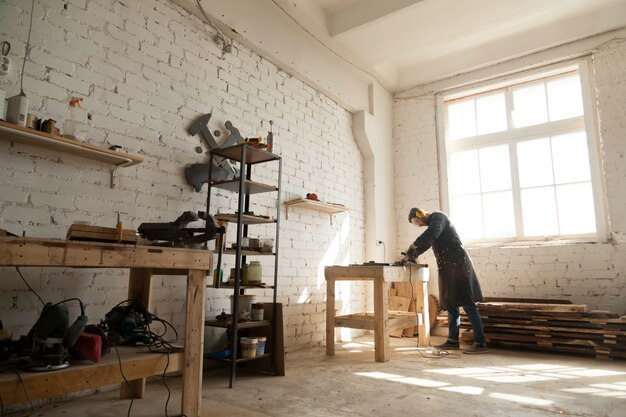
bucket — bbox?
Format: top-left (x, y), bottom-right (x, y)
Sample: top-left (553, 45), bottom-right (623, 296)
top-left (230, 294), bottom-right (256, 318)
top-left (256, 336), bottom-right (267, 356)
top-left (240, 337), bottom-right (258, 358)
top-left (251, 303), bottom-right (264, 321)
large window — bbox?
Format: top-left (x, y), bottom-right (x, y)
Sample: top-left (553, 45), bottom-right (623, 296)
top-left (438, 62), bottom-right (605, 243)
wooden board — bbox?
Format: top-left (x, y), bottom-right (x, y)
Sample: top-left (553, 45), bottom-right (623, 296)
top-left (458, 300), bottom-right (626, 360)
top-left (0, 237), bottom-right (212, 270)
top-left (0, 347), bottom-right (183, 406)
top-left (389, 295), bottom-right (411, 337)
top-left (67, 223), bottom-right (138, 243)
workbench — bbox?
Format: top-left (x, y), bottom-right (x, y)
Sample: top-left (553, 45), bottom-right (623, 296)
top-left (0, 237), bottom-right (211, 417)
top-left (325, 264), bottom-right (430, 362)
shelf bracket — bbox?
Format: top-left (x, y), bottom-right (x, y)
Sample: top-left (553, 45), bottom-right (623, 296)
top-left (110, 160), bottom-right (133, 188)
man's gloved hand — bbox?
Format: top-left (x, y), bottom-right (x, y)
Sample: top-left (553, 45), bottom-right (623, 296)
top-left (406, 243), bottom-right (418, 260)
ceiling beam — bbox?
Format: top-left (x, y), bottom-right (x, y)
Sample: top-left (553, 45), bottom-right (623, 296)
top-left (328, 0), bottom-right (425, 37)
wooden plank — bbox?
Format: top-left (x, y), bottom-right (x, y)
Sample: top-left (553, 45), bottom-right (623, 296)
top-left (182, 269), bottom-right (206, 417)
top-left (336, 313), bottom-right (376, 330)
top-left (0, 348), bottom-right (183, 406)
top-left (67, 224), bottom-right (137, 243)
top-left (0, 237), bottom-right (212, 270)
top-left (326, 278), bottom-right (336, 356)
top-left (0, 120), bottom-right (143, 167)
top-left (477, 301), bottom-right (587, 313)
top-left (374, 279), bottom-right (390, 362)
top-left (483, 297), bottom-right (573, 304)
top-left (389, 295), bottom-right (410, 337)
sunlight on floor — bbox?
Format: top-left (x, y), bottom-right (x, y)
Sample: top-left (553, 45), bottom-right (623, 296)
top-left (354, 362), bottom-right (626, 407)
top-left (489, 392), bottom-right (553, 406)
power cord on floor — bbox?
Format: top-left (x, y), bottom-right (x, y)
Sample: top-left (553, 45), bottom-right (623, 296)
top-left (407, 266), bottom-right (459, 360)
top-left (114, 345), bottom-right (135, 417)
top-left (13, 369), bottom-right (34, 416)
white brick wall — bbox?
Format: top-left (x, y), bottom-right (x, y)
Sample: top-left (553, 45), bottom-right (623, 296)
top-left (394, 40), bottom-right (626, 314)
top-left (0, 0), bottom-right (365, 352)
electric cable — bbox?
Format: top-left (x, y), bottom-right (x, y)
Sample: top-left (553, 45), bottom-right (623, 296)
top-left (114, 345), bottom-right (135, 417)
top-left (162, 351), bottom-right (172, 417)
top-left (105, 299), bottom-right (184, 416)
top-left (269, 0), bottom-right (384, 87)
top-left (15, 267), bottom-right (44, 306)
top-left (13, 370), bottom-right (34, 417)
top-left (406, 265), bottom-right (459, 360)
top-left (195, 0), bottom-right (232, 56)
top-left (20, 0), bottom-right (35, 95)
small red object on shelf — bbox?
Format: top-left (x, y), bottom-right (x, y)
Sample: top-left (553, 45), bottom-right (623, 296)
top-left (306, 193), bottom-right (318, 201)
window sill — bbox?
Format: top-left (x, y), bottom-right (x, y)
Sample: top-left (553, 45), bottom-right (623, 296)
top-left (465, 237), bottom-right (606, 250)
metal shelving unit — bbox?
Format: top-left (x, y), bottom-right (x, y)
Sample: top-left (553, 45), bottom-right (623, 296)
top-left (204, 144), bottom-right (282, 388)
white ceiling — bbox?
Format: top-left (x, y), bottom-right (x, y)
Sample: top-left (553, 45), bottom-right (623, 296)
top-left (274, 0), bottom-right (626, 92)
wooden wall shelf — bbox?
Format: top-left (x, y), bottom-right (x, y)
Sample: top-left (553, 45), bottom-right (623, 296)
top-left (284, 198), bottom-right (348, 225)
top-left (0, 120), bottom-right (142, 187)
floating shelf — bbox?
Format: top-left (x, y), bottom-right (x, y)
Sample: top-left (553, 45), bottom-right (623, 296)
top-left (215, 213), bottom-right (276, 224)
top-left (0, 120), bottom-right (142, 187)
top-left (284, 198), bottom-right (349, 225)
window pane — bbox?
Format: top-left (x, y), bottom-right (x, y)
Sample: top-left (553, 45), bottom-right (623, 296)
top-left (450, 194), bottom-right (483, 240)
top-left (521, 187), bottom-right (558, 236)
top-left (547, 75), bottom-right (583, 121)
top-left (483, 191), bottom-right (515, 238)
top-left (552, 131), bottom-right (591, 184)
top-left (448, 99), bottom-right (476, 140)
top-left (517, 138), bottom-right (553, 188)
top-left (449, 150), bottom-right (480, 195)
top-left (556, 182), bottom-right (596, 235)
top-left (479, 144), bottom-right (511, 192)
top-left (513, 83), bottom-right (548, 128)
top-left (476, 93), bottom-right (507, 135)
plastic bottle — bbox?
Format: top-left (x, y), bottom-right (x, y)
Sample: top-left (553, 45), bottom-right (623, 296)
top-left (63, 98), bottom-right (83, 139)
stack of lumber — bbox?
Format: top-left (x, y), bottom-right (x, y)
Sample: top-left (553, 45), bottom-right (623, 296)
top-left (389, 283), bottom-right (439, 337)
top-left (456, 298), bottom-right (626, 360)
top-left (67, 223), bottom-right (137, 244)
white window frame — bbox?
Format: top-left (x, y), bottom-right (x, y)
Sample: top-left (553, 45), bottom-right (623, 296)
top-left (436, 58), bottom-right (608, 245)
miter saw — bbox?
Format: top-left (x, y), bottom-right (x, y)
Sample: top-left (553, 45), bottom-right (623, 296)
top-left (19, 300), bottom-right (87, 371)
top-left (138, 211), bottom-right (225, 247)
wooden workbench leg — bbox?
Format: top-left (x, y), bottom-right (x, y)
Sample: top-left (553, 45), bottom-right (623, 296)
top-left (326, 278), bottom-right (335, 356)
top-left (121, 268), bottom-right (153, 399)
top-left (182, 269), bottom-right (206, 417)
top-left (417, 281), bottom-right (430, 347)
top-left (374, 279), bottom-right (390, 362)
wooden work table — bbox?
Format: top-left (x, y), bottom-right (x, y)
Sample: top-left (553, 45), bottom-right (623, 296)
top-left (325, 264), bottom-right (430, 362)
top-left (0, 237), bottom-right (211, 417)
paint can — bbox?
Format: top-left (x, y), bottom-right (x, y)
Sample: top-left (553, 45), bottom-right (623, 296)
top-left (230, 294), bottom-right (256, 318)
top-left (240, 337), bottom-right (258, 358)
top-left (251, 303), bottom-right (264, 321)
top-left (256, 336), bottom-right (267, 356)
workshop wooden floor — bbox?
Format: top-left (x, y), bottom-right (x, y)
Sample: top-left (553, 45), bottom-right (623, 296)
top-left (9, 335), bottom-right (626, 417)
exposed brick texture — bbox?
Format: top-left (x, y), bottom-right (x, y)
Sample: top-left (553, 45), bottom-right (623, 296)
top-left (0, 0), bottom-right (365, 352)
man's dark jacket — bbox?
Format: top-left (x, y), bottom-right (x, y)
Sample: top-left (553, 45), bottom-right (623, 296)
top-left (408, 211), bottom-right (483, 310)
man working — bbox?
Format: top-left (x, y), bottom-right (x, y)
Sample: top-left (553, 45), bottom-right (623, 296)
top-left (405, 207), bottom-right (487, 354)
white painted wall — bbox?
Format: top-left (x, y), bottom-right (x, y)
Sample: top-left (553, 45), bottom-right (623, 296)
top-left (394, 32), bottom-right (626, 314)
top-left (0, 0), bottom-right (368, 352)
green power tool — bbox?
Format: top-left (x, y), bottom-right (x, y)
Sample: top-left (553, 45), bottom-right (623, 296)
top-left (21, 299), bottom-right (88, 371)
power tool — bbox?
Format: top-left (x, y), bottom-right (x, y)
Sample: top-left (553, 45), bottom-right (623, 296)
top-left (19, 299), bottom-right (87, 371)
